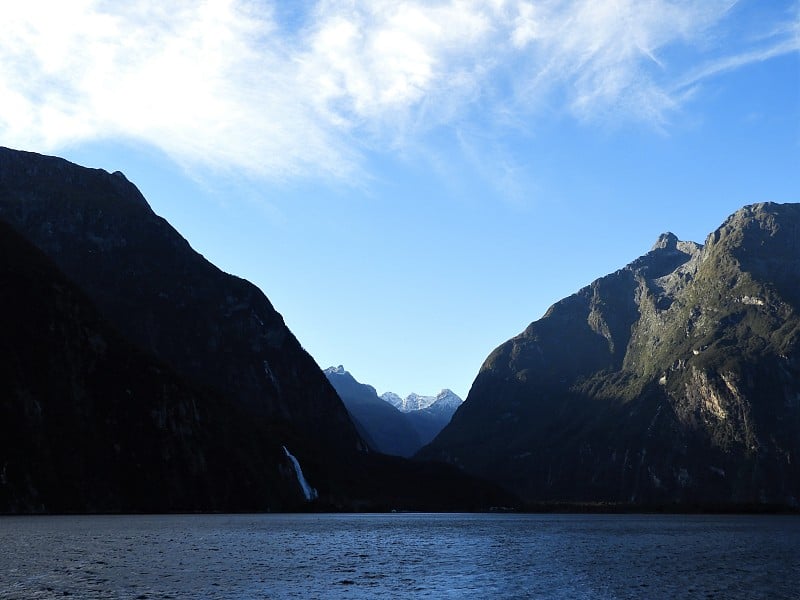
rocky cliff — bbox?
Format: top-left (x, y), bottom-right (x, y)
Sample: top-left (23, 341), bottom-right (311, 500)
top-left (421, 203), bottom-right (800, 509)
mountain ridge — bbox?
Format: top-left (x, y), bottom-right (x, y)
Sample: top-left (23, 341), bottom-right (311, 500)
top-left (323, 366), bottom-right (422, 458)
top-left (420, 202), bottom-right (800, 508)
top-left (0, 146), bottom-right (361, 455)
top-left (325, 366), bottom-right (463, 455)
top-left (383, 389), bottom-right (463, 413)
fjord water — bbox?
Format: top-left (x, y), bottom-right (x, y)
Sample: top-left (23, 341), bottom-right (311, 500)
top-left (1, 514), bottom-right (798, 599)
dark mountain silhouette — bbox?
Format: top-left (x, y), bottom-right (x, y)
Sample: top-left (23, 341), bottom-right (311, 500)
top-left (421, 203), bottom-right (800, 509)
top-left (0, 220), bottom-right (309, 512)
top-left (0, 147), bottom-right (361, 455)
top-left (0, 147), bottom-right (514, 512)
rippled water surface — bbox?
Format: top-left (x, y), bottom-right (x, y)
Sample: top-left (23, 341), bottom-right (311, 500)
top-left (1, 513), bottom-right (798, 599)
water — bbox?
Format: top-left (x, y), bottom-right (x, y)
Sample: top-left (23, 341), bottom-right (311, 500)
top-left (1, 513), bottom-right (798, 599)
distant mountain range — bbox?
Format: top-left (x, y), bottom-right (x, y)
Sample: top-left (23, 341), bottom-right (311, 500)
top-left (324, 366), bottom-right (462, 457)
top-left (0, 147), bottom-right (511, 513)
top-left (421, 203), bottom-right (800, 510)
top-left (382, 390), bottom-right (462, 413)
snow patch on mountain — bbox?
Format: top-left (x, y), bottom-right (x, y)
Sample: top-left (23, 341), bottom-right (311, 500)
top-left (381, 389), bottom-right (463, 413)
top-left (380, 391), bottom-right (404, 409)
top-left (326, 365), bottom-right (463, 415)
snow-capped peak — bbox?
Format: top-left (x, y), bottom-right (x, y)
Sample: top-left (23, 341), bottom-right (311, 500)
top-left (380, 391), bottom-right (404, 409)
top-left (431, 389), bottom-right (462, 410)
top-left (380, 389), bottom-right (463, 413)
top-left (324, 365), bottom-right (347, 376)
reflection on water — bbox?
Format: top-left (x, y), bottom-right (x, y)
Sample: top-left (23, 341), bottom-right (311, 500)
top-left (1, 513), bottom-right (798, 599)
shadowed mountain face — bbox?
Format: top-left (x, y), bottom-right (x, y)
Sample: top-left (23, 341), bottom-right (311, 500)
top-left (0, 220), bottom-right (310, 513)
top-left (421, 203), bottom-right (800, 508)
top-left (325, 367), bottom-right (464, 457)
top-left (0, 146), bottom-right (363, 465)
top-left (324, 367), bottom-right (422, 458)
top-left (0, 147), bottom-right (514, 512)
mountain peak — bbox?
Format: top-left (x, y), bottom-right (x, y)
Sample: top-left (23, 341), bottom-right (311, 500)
top-left (380, 391), bottom-right (404, 409)
top-left (651, 232), bottom-right (679, 251)
top-left (324, 365), bottom-right (347, 376)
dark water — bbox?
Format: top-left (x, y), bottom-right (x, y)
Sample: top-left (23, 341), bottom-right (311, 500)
top-left (1, 513), bottom-right (798, 599)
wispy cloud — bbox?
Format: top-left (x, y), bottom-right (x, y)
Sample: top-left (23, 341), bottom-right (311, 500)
top-left (674, 31), bottom-right (800, 95)
top-left (0, 0), bottom-right (796, 181)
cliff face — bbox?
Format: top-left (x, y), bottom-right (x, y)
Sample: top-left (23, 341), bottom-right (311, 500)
top-left (0, 220), bottom-right (312, 513)
top-left (421, 203), bottom-right (800, 508)
top-left (0, 147), bottom-right (364, 466)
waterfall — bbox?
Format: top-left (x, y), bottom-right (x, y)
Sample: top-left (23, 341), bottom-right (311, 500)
top-left (282, 446), bottom-right (318, 501)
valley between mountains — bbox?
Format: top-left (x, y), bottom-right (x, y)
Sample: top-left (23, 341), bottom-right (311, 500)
top-left (1, 147), bottom-right (797, 512)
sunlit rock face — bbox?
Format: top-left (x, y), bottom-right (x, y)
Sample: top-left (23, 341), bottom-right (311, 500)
top-left (421, 203), bottom-right (800, 509)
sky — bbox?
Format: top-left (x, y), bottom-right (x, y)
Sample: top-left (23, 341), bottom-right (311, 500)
top-left (1, 0), bottom-right (798, 400)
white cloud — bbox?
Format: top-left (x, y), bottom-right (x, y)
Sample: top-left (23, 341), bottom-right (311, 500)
top-left (0, 0), bottom-right (356, 179)
top-left (0, 0), bottom-right (795, 181)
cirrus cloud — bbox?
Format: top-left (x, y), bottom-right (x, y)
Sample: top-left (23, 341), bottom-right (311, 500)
top-left (0, 0), bottom-right (796, 181)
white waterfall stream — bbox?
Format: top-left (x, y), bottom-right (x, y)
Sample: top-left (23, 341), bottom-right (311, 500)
top-left (282, 446), bottom-right (318, 501)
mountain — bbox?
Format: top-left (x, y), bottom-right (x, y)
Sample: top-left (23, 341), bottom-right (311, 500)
top-left (420, 203), bottom-right (800, 509)
top-left (324, 367), bottom-right (464, 455)
top-left (381, 388), bottom-right (464, 447)
top-left (0, 219), bottom-right (309, 512)
top-left (401, 390), bottom-right (464, 447)
top-left (384, 392), bottom-right (435, 412)
top-left (324, 366), bottom-right (422, 458)
top-left (381, 389), bottom-right (463, 444)
top-left (383, 389), bottom-right (462, 413)
top-left (0, 147), bottom-right (361, 454)
top-left (425, 390), bottom-right (464, 413)
top-left (381, 392), bottom-right (404, 409)
top-left (0, 147), bottom-right (513, 512)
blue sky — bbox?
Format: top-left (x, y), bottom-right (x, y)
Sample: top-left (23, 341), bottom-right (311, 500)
top-left (1, 1), bottom-right (798, 399)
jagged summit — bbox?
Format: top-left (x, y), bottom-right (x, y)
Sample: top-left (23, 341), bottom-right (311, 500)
top-left (429, 389), bottom-right (463, 411)
top-left (381, 391), bottom-right (403, 407)
top-left (651, 231), bottom-right (679, 251)
top-left (383, 389), bottom-right (464, 412)
top-left (324, 367), bottom-right (464, 415)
